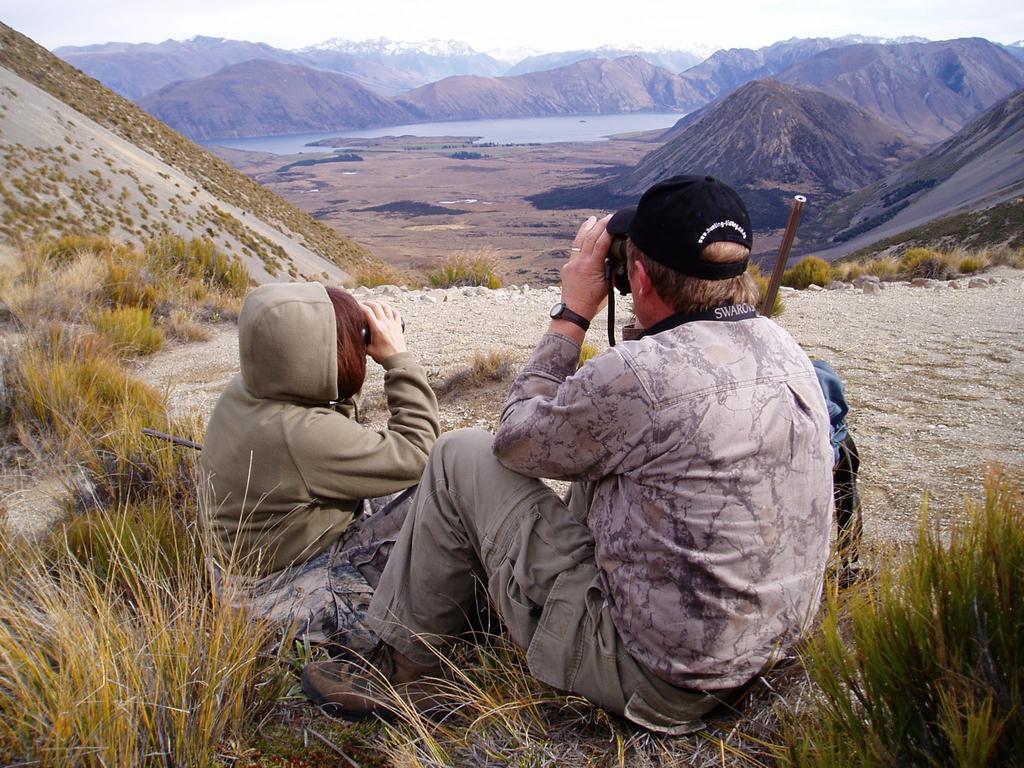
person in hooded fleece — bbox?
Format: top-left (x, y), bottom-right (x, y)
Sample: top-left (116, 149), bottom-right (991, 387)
top-left (201, 283), bottom-right (439, 655)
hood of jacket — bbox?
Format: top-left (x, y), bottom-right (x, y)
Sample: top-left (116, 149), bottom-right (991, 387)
top-left (238, 282), bottom-right (338, 403)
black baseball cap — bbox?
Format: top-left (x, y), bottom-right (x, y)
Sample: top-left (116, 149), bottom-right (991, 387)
top-left (607, 175), bottom-right (753, 280)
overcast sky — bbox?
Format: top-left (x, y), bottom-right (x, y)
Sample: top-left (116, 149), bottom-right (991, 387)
top-left (5, 0), bottom-right (1023, 54)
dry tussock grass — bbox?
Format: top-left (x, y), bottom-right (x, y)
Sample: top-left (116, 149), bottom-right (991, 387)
top-left (425, 250), bottom-right (503, 290)
top-left (830, 244), bottom-right (1023, 285)
top-left (432, 348), bottom-right (514, 399)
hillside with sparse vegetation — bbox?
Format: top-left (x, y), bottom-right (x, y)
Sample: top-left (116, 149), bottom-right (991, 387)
top-left (0, 22), bottom-right (383, 281)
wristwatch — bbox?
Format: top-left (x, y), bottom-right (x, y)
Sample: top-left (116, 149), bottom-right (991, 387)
top-left (549, 302), bottom-right (590, 331)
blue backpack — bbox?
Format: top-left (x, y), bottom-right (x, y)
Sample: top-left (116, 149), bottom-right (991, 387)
top-left (813, 360), bottom-right (862, 583)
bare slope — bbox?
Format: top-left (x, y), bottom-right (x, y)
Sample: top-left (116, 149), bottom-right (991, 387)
top-left (811, 86), bottom-right (1024, 258)
top-left (0, 22), bottom-right (379, 278)
top-left (140, 60), bottom-right (414, 141)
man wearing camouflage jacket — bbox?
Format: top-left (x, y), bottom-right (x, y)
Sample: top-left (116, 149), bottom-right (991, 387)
top-left (302, 176), bottom-right (835, 733)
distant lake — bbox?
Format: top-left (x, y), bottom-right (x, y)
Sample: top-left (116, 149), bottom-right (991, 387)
top-left (209, 112), bottom-right (685, 155)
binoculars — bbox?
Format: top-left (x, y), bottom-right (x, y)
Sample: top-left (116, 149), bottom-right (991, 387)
top-left (606, 234), bottom-right (631, 296)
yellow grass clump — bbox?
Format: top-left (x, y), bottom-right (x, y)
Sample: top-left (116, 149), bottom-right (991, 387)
top-left (354, 261), bottom-right (413, 288)
top-left (750, 264), bottom-right (785, 316)
top-left (0, 514), bottom-right (290, 767)
top-left (776, 471), bottom-right (1024, 766)
top-left (89, 305), bottom-right (165, 355)
top-left (426, 251), bottom-right (503, 289)
top-left (433, 348), bottom-right (515, 398)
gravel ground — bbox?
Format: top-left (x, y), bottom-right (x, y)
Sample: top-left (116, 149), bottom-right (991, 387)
top-left (0, 268), bottom-right (1016, 768)
top-left (10, 268), bottom-right (1017, 546)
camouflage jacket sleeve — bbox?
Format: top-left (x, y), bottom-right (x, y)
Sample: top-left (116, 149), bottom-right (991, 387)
top-left (493, 332), bottom-right (651, 480)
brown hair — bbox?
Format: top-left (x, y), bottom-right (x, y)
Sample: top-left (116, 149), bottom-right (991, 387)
top-left (628, 240), bottom-right (758, 314)
top-left (325, 287), bottom-right (367, 400)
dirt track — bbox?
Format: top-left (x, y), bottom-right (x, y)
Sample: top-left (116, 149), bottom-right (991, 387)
top-left (130, 268), bottom-right (1024, 547)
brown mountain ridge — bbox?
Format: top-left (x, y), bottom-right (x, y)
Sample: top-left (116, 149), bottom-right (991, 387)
top-left (777, 38), bottom-right (1024, 143)
top-left (609, 79), bottom-right (925, 228)
top-left (140, 60), bottom-right (413, 141)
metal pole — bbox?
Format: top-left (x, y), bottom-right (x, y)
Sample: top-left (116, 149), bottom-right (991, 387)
top-left (760, 195), bottom-right (807, 318)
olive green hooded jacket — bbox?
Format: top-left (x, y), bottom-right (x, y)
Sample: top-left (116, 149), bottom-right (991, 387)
top-left (201, 282), bottom-right (439, 575)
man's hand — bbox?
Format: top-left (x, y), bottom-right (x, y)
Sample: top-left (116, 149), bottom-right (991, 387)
top-left (560, 214), bottom-right (613, 322)
top-left (361, 301), bottom-right (407, 363)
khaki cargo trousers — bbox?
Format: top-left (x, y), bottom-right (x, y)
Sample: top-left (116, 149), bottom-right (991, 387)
top-left (367, 428), bottom-right (731, 734)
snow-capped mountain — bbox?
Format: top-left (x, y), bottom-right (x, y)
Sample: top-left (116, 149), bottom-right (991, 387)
top-left (303, 37), bottom-right (482, 57)
top-left (835, 34), bottom-right (931, 45)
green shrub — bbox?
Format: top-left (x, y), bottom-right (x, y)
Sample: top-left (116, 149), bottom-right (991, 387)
top-left (145, 236), bottom-right (249, 296)
top-left (777, 471), bottom-right (1024, 766)
top-left (830, 261), bottom-right (861, 283)
top-left (103, 252), bottom-right (161, 308)
top-left (90, 306), bottom-right (165, 356)
top-left (985, 245), bottom-right (1024, 268)
top-left (426, 253), bottom-right (502, 289)
top-left (42, 233), bottom-right (111, 264)
top-left (782, 256), bottom-right (831, 290)
top-left (11, 327), bottom-right (165, 447)
top-left (9, 326), bottom-right (199, 507)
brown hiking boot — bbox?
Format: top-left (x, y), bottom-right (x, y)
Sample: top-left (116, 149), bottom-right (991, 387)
top-left (302, 642), bottom-right (445, 720)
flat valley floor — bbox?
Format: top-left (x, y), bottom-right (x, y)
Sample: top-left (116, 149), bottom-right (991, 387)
top-left (217, 134), bottom-right (792, 284)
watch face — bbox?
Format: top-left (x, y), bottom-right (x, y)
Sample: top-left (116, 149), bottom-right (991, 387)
top-left (550, 302), bottom-right (565, 319)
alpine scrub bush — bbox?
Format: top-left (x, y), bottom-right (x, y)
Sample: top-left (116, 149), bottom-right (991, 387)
top-left (145, 235), bottom-right (249, 296)
top-left (958, 256), bottom-right (987, 274)
top-left (10, 326), bottom-right (165, 452)
top-left (41, 233), bottom-right (111, 264)
top-left (776, 470), bottom-right (1024, 767)
top-left (782, 256), bottom-right (831, 290)
top-left (9, 325), bottom-right (201, 508)
top-left (433, 348), bottom-right (514, 398)
top-left (830, 261), bottom-right (864, 282)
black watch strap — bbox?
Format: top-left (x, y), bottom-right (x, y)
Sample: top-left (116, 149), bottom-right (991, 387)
top-left (550, 302), bottom-right (590, 331)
